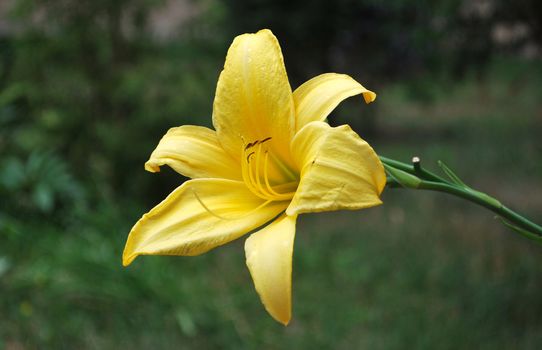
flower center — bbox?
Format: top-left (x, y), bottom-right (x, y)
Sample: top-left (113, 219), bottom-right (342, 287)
top-left (241, 137), bottom-right (298, 202)
top-left (192, 137), bottom-right (298, 221)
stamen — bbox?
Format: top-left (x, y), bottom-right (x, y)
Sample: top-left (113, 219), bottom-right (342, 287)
top-left (245, 137), bottom-right (272, 151)
top-left (263, 151), bottom-right (280, 196)
top-left (245, 141), bottom-right (256, 150)
top-left (268, 151), bottom-right (298, 181)
top-left (193, 189), bottom-right (230, 220)
top-left (241, 143), bottom-right (269, 201)
top-left (263, 151), bottom-right (296, 200)
top-left (193, 189), bottom-right (273, 221)
top-left (253, 142), bottom-right (266, 195)
top-left (247, 152), bottom-right (258, 192)
top-left (246, 151), bottom-right (255, 163)
top-left (240, 137), bottom-right (297, 202)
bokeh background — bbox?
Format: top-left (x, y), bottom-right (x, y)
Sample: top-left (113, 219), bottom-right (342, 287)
top-left (1, 0), bottom-right (542, 348)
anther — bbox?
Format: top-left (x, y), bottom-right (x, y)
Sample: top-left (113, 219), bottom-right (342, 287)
top-left (244, 137), bottom-right (272, 150)
top-left (245, 141), bottom-right (256, 150)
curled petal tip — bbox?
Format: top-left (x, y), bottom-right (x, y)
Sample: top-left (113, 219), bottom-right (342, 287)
top-left (363, 91), bottom-right (377, 104)
top-left (144, 162), bottom-right (160, 173)
top-left (122, 251), bottom-right (137, 267)
top-left (257, 28), bottom-right (273, 35)
top-left (292, 73), bottom-right (377, 131)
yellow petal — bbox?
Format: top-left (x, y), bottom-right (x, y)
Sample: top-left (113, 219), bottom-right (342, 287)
top-left (245, 214), bottom-right (297, 326)
top-left (293, 73), bottom-right (376, 132)
top-left (287, 121), bottom-right (386, 215)
top-left (123, 179), bottom-right (288, 266)
top-left (212, 29), bottom-right (295, 175)
top-left (145, 125), bottom-right (241, 180)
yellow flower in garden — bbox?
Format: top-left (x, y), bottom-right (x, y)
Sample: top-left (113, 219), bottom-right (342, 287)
top-left (123, 29), bottom-right (386, 325)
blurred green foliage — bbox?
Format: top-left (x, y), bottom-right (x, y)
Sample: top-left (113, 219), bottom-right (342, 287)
top-left (0, 0), bottom-right (541, 348)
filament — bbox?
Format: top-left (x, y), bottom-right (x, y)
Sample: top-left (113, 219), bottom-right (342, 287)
top-left (240, 137), bottom-right (297, 202)
top-left (193, 189), bottom-right (273, 221)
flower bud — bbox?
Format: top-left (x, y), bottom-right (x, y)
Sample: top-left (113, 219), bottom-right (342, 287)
top-left (384, 164), bottom-right (422, 189)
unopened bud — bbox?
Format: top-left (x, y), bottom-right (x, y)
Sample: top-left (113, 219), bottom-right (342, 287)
top-left (384, 164), bottom-right (422, 189)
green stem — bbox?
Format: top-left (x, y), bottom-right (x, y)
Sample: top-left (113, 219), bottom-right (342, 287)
top-left (381, 156), bottom-right (542, 242)
top-left (379, 156), bottom-right (447, 183)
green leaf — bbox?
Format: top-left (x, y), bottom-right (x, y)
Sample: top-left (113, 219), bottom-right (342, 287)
top-left (0, 157), bottom-right (26, 189)
top-left (0, 83), bottom-right (29, 107)
top-left (437, 160), bottom-right (467, 187)
top-left (497, 217), bottom-right (542, 244)
top-left (33, 184), bottom-right (54, 213)
top-left (176, 309), bottom-right (197, 337)
top-left (0, 257), bottom-right (10, 278)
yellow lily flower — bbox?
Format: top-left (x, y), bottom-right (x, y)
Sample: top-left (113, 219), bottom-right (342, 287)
top-left (123, 29), bottom-right (386, 325)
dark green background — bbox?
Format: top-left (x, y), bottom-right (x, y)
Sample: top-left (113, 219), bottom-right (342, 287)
top-left (1, 0), bottom-right (542, 348)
